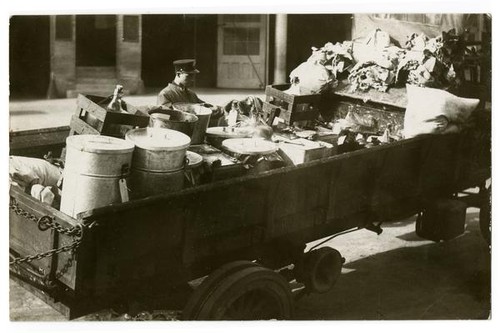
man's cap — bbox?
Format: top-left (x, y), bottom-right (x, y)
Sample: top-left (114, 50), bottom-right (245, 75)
top-left (173, 59), bottom-right (200, 74)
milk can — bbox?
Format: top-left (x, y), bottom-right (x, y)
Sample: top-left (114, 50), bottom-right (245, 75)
top-left (60, 135), bottom-right (135, 218)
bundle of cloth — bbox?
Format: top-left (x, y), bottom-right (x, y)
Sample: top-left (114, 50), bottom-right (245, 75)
top-left (9, 155), bottom-right (63, 208)
top-left (285, 41), bottom-right (354, 95)
top-left (217, 96), bottom-right (265, 127)
top-left (347, 29), bottom-right (403, 92)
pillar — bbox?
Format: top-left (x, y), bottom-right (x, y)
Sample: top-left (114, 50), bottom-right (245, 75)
top-left (274, 14), bottom-right (288, 84)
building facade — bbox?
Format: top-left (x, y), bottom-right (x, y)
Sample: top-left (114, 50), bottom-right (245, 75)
top-left (10, 14), bottom-right (351, 99)
top-left (11, 13), bottom-right (486, 99)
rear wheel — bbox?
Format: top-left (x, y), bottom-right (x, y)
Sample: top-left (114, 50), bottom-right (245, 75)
top-left (182, 261), bottom-right (293, 320)
top-left (295, 247), bottom-right (343, 294)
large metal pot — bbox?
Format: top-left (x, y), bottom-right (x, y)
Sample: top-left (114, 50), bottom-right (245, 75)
top-left (173, 102), bottom-right (213, 144)
top-left (149, 108), bottom-right (198, 138)
top-left (125, 127), bottom-right (191, 198)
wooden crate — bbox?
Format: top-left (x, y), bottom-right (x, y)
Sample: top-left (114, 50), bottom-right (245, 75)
top-left (262, 84), bottom-right (321, 125)
top-left (69, 94), bottom-right (150, 138)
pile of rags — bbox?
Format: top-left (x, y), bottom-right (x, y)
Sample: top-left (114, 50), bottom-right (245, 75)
top-left (396, 29), bottom-right (466, 89)
top-left (347, 29), bottom-right (404, 92)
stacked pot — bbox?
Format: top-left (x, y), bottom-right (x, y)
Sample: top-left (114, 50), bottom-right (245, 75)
top-left (126, 127), bottom-right (191, 199)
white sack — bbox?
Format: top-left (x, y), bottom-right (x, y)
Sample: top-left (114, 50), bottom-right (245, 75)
top-left (9, 156), bottom-right (62, 190)
top-left (288, 61), bottom-right (334, 94)
top-left (403, 85), bottom-right (480, 139)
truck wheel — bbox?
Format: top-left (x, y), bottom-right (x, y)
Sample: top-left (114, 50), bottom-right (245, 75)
top-left (479, 186), bottom-right (491, 245)
top-left (182, 263), bottom-right (293, 320)
top-left (298, 247), bottom-right (343, 294)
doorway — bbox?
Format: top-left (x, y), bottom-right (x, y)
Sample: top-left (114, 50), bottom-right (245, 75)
top-left (217, 14), bottom-right (267, 89)
top-left (76, 15), bottom-right (116, 66)
top-left (9, 16), bottom-right (51, 98)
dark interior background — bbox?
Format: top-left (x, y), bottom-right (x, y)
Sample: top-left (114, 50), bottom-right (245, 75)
top-left (76, 15), bottom-right (117, 67)
top-left (141, 14), bottom-right (218, 89)
top-left (10, 16), bottom-right (51, 99)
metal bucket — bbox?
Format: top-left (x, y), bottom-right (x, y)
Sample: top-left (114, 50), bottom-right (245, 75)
top-left (60, 135), bottom-right (135, 218)
top-left (126, 127), bottom-right (191, 198)
top-left (129, 168), bottom-right (185, 199)
top-left (173, 102), bottom-right (213, 144)
top-left (149, 108), bottom-right (198, 138)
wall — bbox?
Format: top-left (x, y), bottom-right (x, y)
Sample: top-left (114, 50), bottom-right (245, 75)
top-left (117, 15), bottom-right (144, 94)
top-left (352, 14), bottom-right (484, 46)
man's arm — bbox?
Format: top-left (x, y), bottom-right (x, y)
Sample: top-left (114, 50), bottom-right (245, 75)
top-left (157, 91), bottom-right (174, 108)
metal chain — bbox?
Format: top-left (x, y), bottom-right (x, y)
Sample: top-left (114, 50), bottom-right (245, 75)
top-left (9, 197), bottom-right (97, 280)
top-left (9, 240), bottom-right (81, 266)
top-left (10, 198), bottom-right (82, 237)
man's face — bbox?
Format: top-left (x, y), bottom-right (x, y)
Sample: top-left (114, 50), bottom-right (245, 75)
top-left (177, 72), bottom-right (196, 87)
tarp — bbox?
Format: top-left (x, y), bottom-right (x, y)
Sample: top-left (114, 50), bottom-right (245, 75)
top-left (352, 14), bottom-right (482, 47)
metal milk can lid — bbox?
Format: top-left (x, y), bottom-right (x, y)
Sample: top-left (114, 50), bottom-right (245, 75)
top-left (125, 127), bottom-right (191, 151)
top-left (66, 134), bottom-right (135, 154)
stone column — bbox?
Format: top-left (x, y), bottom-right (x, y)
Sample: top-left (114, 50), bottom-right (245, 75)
top-left (274, 14), bottom-right (287, 84)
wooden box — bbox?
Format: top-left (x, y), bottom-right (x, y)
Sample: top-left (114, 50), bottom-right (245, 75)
top-left (262, 84), bottom-right (321, 125)
top-left (278, 139), bottom-right (335, 165)
top-left (69, 94), bottom-right (150, 138)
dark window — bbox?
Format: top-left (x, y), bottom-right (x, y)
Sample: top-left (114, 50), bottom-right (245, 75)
top-left (223, 27), bottom-right (260, 55)
top-left (55, 15), bottom-right (72, 40)
top-left (123, 15), bottom-right (139, 42)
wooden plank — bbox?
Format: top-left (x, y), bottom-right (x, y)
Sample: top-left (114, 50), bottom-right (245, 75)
top-left (334, 80), bottom-right (408, 109)
top-left (69, 115), bottom-right (100, 135)
top-left (77, 94), bottom-right (108, 121)
top-left (102, 111), bottom-right (150, 127)
top-left (9, 186), bottom-right (81, 290)
top-left (9, 127), bottom-right (69, 151)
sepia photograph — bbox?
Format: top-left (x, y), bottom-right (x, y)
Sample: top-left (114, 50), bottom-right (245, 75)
top-left (5, 0), bottom-right (494, 331)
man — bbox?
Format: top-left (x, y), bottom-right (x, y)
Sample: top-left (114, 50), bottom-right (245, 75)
top-left (157, 59), bottom-right (224, 124)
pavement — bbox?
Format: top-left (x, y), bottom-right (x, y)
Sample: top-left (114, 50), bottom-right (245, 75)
top-left (7, 89), bottom-right (492, 323)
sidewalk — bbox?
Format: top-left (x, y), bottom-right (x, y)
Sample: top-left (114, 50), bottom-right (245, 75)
top-left (9, 88), bottom-right (265, 132)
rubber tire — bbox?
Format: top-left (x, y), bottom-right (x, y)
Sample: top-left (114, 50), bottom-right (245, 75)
top-left (182, 263), bottom-right (293, 320)
top-left (182, 260), bottom-right (258, 319)
top-left (303, 247), bottom-right (343, 294)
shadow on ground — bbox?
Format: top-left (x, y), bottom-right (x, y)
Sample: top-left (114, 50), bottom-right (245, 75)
top-left (294, 215), bottom-right (490, 320)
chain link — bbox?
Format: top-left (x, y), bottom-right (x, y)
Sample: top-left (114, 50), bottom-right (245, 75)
top-left (9, 197), bottom-right (96, 282)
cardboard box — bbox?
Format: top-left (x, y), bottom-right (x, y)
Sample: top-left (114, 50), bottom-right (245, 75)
top-left (278, 139), bottom-right (335, 165)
